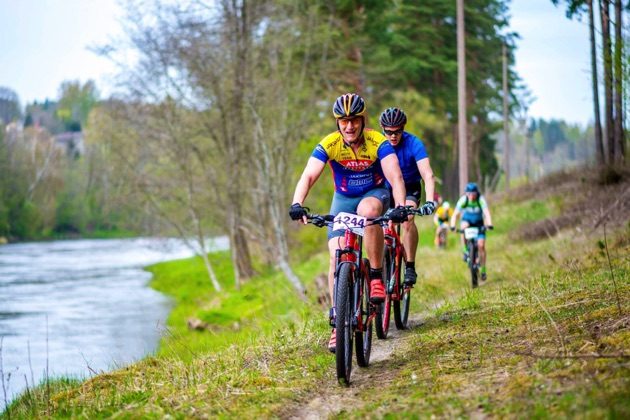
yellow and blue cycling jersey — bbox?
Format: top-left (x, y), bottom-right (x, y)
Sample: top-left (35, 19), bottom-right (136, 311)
top-left (435, 206), bottom-right (453, 223)
top-left (311, 128), bottom-right (395, 197)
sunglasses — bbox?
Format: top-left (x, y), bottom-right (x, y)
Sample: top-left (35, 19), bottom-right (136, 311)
top-left (383, 128), bottom-right (403, 136)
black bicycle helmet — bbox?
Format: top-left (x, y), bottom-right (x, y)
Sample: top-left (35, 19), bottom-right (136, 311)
top-left (465, 182), bottom-right (480, 193)
top-left (332, 93), bottom-right (366, 119)
top-left (379, 107), bottom-right (407, 127)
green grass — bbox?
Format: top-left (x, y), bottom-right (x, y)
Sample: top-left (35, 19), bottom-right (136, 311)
top-left (4, 177), bottom-right (630, 418)
top-left (146, 251), bottom-right (330, 360)
top-left (345, 214), bottom-right (630, 418)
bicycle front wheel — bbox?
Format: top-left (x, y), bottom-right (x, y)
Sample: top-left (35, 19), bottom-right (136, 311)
top-left (393, 253), bottom-right (411, 330)
top-left (375, 248), bottom-right (392, 339)
top-left (469, 241), bottom-right (478, 288)
top-left (335, 262), bottom-right (354, 385)
top-left (438, 229), bottom-right (447, 248)
top-left (355, 258), bottom-right (372, 367)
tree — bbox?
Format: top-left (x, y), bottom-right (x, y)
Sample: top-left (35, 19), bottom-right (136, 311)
top-left (0, 87), bottom-right (22, 124)
top-left (89, 98), bottom-right (225, 292)
top-left (56, 80), bottom-right (99, 131)
top-left (552, 0), bottom-right (609, 166)
top-left (601, 0), bottom-right (615, 163)
top-left (589, 0), bottom-right (606, 165)
top-left (612, 0), bottom-right (625, 163)
top-left (458, 0), bottom-right (468, 192)
top-left (98, 0), bottom-right (338, 294)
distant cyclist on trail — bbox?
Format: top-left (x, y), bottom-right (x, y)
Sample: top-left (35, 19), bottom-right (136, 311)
top-left (379, 107), bottom-right (436, 285)
top-left (434, 200), bottom-right (453, 247)
top-left (289, 93), bottom-right (407, 352)
top-left (449, 182), bottom-right (494, 280)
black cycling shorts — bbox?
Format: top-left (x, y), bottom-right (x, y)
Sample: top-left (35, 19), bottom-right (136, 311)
top-left (388, 182), bottom-right (422, 209)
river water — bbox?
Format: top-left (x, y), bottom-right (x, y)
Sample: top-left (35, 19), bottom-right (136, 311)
top-left (0, 237), bottom-right (228, 406)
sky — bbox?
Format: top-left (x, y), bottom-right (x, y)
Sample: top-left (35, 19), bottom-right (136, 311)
top-left (0, 0), bottom-right (593, 126)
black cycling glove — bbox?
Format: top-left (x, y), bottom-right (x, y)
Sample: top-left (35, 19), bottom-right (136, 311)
top-left (419, 201), bottom-right (436, 216)
top-left (289, 203), bottom-right (307, 220)
top-left (385, 206), bottom-right (408, 223)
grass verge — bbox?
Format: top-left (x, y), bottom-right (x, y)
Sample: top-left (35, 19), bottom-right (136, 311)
top-left (4, 172), bottom-right (629, 418)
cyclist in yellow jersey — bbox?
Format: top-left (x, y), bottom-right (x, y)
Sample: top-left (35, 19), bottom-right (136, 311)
top-left (433, 201), bottom-right (453, 247)
top-left (289, 93), bottom-right (406, 352)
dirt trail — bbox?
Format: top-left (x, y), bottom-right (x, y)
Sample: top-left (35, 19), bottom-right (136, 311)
top-left (288, 314), bottom-right (428, 419)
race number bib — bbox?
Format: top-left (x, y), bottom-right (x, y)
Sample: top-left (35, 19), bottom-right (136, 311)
top-left (333, 212), bottom-right (367, 236)
top-left (464, 227), bottom-right (479, 240)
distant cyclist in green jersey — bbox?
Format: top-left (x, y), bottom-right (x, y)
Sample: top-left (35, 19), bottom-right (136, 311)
top-left (449, 182), bottom-right (494, 280)
top-left (379, 107), bottom-right (437, 285)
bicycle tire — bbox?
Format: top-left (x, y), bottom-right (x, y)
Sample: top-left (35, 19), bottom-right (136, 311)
top-left (393, 253), bottom-right (410, 329)
top-left (375, 248), bottom-right (392, 339)
top-left (438, 229), bottom-right (446, 249)
top-left (355, 258), bottom-right (372, 367)
top-left (469, 241), bottom-right (478, 288)
top-left (335, 262), bottom-right (354, 385)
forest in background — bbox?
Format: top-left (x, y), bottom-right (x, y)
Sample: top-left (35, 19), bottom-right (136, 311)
top-left (0, 0), bottom-right (627, 292)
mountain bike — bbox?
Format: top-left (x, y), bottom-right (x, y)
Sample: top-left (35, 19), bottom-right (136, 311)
top-left (375, 206), bottom-right (425, 338)
top-left (436, 223), bottom-right (449, 249)
top-left (458, 225), bottom-right (488, 288)
top-left (306, 210), bottom-right (398, 385)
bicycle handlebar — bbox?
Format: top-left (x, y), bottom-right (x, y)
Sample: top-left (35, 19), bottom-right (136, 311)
top-left (456, 225), bottom-right (492, 234)
top-left (306, 205), bottom-right (428, 229)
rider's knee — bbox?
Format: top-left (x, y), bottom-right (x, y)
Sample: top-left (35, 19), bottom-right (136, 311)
top-left (357, 198), bottom-right (382, 218)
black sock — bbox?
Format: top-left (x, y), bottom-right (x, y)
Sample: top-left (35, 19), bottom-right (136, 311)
top-left (406, 261), bottom-right (415, 270)
top-left (369, 268), bottom-right (382, 280)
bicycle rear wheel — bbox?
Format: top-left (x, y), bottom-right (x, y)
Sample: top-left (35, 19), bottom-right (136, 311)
top-left (375, 248), bottom-right (392, 339)
top-left (335, 262), bottom-right (354, 385)
top-left (393, 253), bottom-right (411, 330)
top-left (355, 258), bottom-right (372, 367)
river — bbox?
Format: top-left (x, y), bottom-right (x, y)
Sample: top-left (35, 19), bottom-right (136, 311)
top-left (0, 236), bottom-right (228, 407)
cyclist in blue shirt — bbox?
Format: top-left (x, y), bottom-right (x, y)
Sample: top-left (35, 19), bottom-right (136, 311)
top-left (379, 107), bottom-right (437, 285)
top-left (449, 182), bottom-right (494, 280)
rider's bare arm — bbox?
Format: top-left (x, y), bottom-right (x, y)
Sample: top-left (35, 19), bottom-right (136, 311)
top-left (291, 157), bottom-right (326, 224)
top-left (381, 154), bottom-right (406, 207)
top-left (483, 208), bottom-right (493, 226)
top-left (450, 209), bottom-right (460, 229)
top-left (417, 158), bottom-right (435, 204)
top-left (292, 157), bottom-right (326, 206)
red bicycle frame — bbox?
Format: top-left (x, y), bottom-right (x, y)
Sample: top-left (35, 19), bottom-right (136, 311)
top-left (383, 222), bottom-right (407, 299)
top-left (334, 228), bottom-right (376, 333)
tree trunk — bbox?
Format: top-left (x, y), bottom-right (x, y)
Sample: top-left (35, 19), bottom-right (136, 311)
top-left (228, 206), bottom-right (255, 290)
top-left (200, 252), bottom-right (222, 292)
top-left (249, 104), bottom-right (306, 297)
top-left (600, 0), bottom-right (615, 163)
top-left (502, 42), bottom-right (510, 189)
top-left (588, 0), bottom-right (605, 166)
top-left (613, 0), bottom-right (625, 164)
top-left (457, 0), bottom-right (468, 193)
top-left (225, 0), bottom-right (255, 287)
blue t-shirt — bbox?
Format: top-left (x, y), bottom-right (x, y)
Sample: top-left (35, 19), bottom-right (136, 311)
top-left (389, 132), bottom-right (429, 185)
